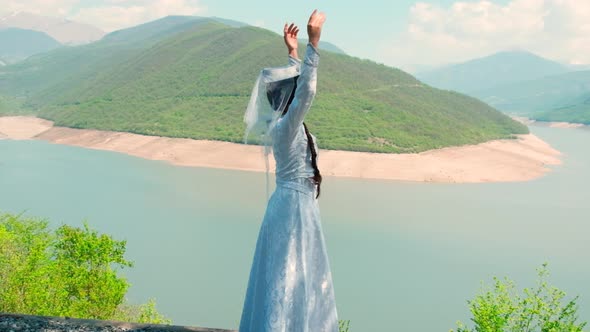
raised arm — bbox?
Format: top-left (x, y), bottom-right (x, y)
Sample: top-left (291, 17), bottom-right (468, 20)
top-left (279, 10), bottom-right (326, 140)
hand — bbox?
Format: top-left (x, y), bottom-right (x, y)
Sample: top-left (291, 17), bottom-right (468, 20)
top-left (283, 22), bottom-right (299, 59)
top-left (307, 9), bottom-right (326, 48)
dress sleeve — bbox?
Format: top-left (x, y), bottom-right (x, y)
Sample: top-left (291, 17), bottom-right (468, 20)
top-left (288, 55), bottom-right (302, 68)
top-left (279, 43), bottom-right (320, 141)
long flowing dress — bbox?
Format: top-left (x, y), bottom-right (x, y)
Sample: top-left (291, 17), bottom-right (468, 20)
top-left (239, 44), bottom-right (339, 332)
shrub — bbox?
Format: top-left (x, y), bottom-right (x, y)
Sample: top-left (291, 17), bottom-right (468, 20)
top-left (0, 212), bottom-right (169, 324)
top-left (452, 264), bottom-right (587, 332)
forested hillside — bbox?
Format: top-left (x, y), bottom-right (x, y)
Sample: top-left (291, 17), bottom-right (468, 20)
top-left (418, 50), bottom-right (590, 125)
top-left (0, 16), bottom-right (527, 153)
top-left (535, 93), bottom-right (590, 125)
top-left (473, 70), bottom-right (590, 114)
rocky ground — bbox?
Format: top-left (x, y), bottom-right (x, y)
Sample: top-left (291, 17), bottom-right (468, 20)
top-left (0, 314), bottom-right (235, 332)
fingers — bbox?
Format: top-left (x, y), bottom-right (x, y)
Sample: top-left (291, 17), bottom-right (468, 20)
top-left (308, 9), bottom-right (326, 26)
top-left (286, 9), bottom-right (327, 38)
top-left (308, 9), bottom-right (318, 24)
top-left (284, 22), bottom-right (299, 36)
top-left (285, 9), bottom-right (327, 34)
top-left (283, 23), bottom-right (297, 35)
top-left (289, 23), bottom-right (298, 36)
top-left (306, 9), bottom-right (325, 47)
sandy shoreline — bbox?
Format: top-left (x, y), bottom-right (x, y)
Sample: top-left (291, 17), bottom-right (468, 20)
top-left (548, 122), bottom-right (586, 129)
top-left (512, 116), bottom-right (587, 129)
top-left (0, 116), bottom-right (562, 183)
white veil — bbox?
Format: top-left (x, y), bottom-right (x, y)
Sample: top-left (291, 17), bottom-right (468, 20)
top-left (244, 61), bottom-right (301, 198)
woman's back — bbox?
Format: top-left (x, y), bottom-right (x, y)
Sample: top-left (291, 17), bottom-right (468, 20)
top-left (272, 122), bottom-right (317, 182)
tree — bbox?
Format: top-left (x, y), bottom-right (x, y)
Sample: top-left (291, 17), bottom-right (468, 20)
top-left (0, 212), bottom-right (169, 323)
top-left (453, 264), bottom-right (587, 332)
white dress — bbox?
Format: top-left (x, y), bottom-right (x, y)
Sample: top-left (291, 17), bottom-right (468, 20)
top-left (239, 44), bottom-right (339, 332)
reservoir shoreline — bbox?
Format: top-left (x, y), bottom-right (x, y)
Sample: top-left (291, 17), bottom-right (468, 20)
top-left (0, 116), bottom-right (562, 183)
top-left (512, 116), bottom-right (588, 129)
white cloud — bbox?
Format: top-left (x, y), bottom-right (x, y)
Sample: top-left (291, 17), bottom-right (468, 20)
top-left (0, 0), bottom-right (205, 32)
top-left (0, 0), bottom-right (79, 17)
top-left (73, 0), bottom-right (205, 31)
top-left (381, 0), bottom-right (590, 72)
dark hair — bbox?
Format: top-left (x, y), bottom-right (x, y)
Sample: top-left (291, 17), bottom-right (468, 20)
top-left (266, 77), bottom-right (298, 114)
top-left (303, 122), bottom-right (322, 198)
top-left (267, 77), bottom-right (323, 199)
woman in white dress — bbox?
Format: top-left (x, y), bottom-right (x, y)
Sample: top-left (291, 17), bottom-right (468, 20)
top-left (239, 10), bottom-right (338, 332)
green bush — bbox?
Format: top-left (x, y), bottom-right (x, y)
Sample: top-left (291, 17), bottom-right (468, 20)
top-left (452, 264), bottom-right (587, 332)
top-left (339, 319), bottom-right (351, 332)
top-left (0, 212), bottom-right (169, 324)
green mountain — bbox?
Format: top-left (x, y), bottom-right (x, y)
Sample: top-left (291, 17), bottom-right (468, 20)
top-left (473, 70), bottom-right (590, 119)
top-left (102, 15), bottom-right (209, 44)
top-left (535, 93), bottom-right (590, 124)
top-left (0, 28), bottom-right (61, 64)
top-left (417, 50), bottom-right (590, 125)
top-left (0, 17), bottom-right (231, 103)
top-left (417, 51), bottom-right (570, 93)
top-left (0, 16), bottom-right (344, 99)
top-left (312, 40), bottom-right (345, 54)
top-left (0, 18), bottom-right (527, 153)
top-left (209, 16), bottom-right (249, 28)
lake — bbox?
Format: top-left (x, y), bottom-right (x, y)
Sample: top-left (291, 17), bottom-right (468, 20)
top-left (1, 125), bottom-right (589, 331)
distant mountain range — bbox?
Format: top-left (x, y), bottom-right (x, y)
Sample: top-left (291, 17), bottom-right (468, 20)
top-left (474, 70), bottom-right (590, 113)
top-left (416, 51), bottom-right (570, 93)
top-left (0, 12), bottom-right (105, 45)
top-left (0, 16), bottom-right (526, 153)
top-left (0, 28), bottom-right (61, 64)
top-left (535, 93), bottom-right (590, 124)
top-left (418, 51), bottom-right (590, 125)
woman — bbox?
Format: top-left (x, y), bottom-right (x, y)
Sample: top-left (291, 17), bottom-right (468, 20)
top-left (239, 10), bottom-right (338, 332)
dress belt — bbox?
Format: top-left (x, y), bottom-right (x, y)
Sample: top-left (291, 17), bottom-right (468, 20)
top-left (276, 179), bottom-right (316, 198)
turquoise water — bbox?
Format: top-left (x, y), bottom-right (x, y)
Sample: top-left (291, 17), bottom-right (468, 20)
top-left (0, 125), bottom-right (588, 331)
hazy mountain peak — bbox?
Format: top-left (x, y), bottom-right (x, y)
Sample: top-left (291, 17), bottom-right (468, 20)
top-left (483, 49), bottom-right (553, 61)
top-left (417, 50), bottom-right (570, 93)
top-left (0, 27), bottom-right (61, 64)
top-left (0, 12), bottom-right (105, 45)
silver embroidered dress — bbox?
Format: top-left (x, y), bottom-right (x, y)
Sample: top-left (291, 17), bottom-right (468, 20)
top-left (239, 44), bottom-right (338, 332)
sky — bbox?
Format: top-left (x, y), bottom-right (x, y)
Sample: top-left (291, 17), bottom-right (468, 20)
top-left (1, 0), bottom-right (589, 72)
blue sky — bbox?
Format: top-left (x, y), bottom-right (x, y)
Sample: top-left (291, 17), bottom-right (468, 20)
top-left (2, 0), bottom-right (589, 71)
